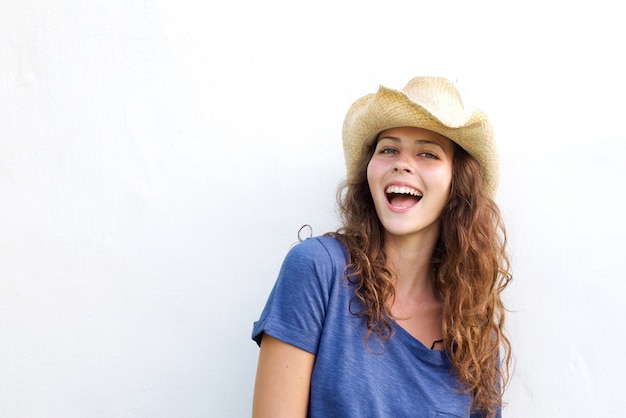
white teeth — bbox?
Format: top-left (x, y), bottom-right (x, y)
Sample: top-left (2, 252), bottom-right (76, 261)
top-left (385, 185), bottom-right (422, 197)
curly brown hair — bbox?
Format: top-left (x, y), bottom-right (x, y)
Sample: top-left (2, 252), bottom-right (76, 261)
top-left (328, 142), bottom-right (512, 417)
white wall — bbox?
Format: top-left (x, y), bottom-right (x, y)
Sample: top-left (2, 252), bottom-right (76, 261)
top-left (1, 1), bottom-right (624, 416)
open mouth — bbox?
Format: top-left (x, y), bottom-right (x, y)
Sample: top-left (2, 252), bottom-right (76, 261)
top-left (385, 185), bottom-right (423, 208)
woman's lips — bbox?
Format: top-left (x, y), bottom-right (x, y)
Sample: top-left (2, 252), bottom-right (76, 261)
top-left (385, 185), bottom-right (423, 209)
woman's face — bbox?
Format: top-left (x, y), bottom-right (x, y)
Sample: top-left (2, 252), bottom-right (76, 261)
top-left (366, 126), bottom-right (455, 243)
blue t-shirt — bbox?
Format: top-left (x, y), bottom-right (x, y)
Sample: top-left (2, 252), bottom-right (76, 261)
top-left (252, 236), bottom-right (495, 418)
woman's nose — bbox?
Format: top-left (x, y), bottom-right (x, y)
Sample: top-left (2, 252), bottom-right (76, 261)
top-left (392, 154), bottom-right (414, 173)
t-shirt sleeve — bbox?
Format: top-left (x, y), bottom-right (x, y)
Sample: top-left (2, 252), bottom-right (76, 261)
top-left (251, 237), bottom-right (337, 355)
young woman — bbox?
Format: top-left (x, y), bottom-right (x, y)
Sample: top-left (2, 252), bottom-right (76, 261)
top-left (251, 76), bottom-right (512, 418)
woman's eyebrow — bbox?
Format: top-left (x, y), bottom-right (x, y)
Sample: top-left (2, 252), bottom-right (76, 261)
top-left (414, 139), bottom-right (445, 149)
top-left (378, 136), bottom-right (444, 149)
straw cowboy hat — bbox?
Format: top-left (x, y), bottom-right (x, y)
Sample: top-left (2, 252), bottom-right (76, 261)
top-left (342, 76), bottom-right (499, 198)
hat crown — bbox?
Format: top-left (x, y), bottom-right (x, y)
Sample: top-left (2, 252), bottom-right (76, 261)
top-left (401, 77), bottom-right (468, 126)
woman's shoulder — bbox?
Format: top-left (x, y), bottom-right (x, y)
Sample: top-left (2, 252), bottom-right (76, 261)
top-left (288, 235), bottom-right (347, 265)
top-left (278, 235), bottom-right (348, 285)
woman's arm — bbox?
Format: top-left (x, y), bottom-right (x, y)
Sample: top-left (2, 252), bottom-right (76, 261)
top-left (252, 334), bottom-right (316, 418)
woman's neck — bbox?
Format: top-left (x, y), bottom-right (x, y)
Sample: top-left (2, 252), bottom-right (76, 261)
top-left (384, 231), bottom-right (438, 298)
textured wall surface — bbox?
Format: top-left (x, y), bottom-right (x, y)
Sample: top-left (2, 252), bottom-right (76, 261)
top-left (1, 1), bottom-right (625, 416)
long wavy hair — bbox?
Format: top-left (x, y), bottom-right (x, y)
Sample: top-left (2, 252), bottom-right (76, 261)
top-left (328, 141), bottom-right (512, 417)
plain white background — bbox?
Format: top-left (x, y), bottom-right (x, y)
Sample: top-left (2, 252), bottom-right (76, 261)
top-left (1, 1), bottom-right (625, 416)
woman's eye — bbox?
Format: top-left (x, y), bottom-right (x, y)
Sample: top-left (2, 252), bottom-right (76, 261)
top-left (419, 152), bottom-right (438, 159)
top-left (379, 147), bottom-right (397, 154)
